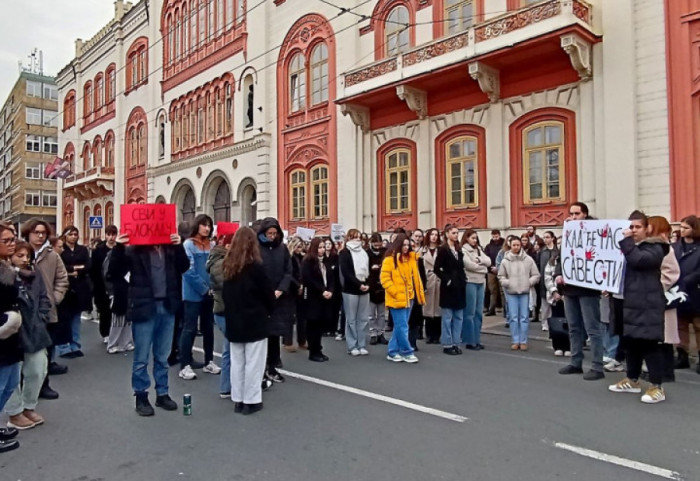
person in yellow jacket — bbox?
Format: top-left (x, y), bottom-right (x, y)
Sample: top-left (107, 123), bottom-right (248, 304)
top-left (380, 234), bottom-right (425, 363)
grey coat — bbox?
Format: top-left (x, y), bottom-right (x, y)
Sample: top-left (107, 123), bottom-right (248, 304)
top-left (33, 246), bottom-right (69, 323)
top-left (17, 270), bottom-right (52, 354)
top-left (498, 250), bottom-right (540, 295)
top-left (419, 247), bottom-right (441, 318)
top-left (206, 245), bottom-right (227, 315)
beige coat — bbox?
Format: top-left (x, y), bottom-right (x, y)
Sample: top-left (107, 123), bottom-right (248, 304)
top-left (462, 243), bottom-right (491, 284)
top-left (34, 246), bottom-right (69, 324)
top-left (419, 247), bottom-right (441, 318)
top-left (661, 249), bottom-right (681, 344)
top-left (498, 250), bottom-right (540, 295)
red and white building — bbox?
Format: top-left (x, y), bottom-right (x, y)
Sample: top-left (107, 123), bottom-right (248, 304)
top-left (57, 0), bottom-right (697, 237)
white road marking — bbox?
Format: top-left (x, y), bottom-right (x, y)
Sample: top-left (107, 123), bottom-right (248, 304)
top-left (192, 346), bottom-right (467, 423)
top-left (550, 441), bottom-right (683, 480)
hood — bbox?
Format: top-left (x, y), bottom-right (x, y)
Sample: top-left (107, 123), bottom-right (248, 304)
top-left (504, 249), bottom-right (527, 262)
top-left (346, 239), bottom-right (363, 253)
top-left (206, 245), bottom-right (228, 271)
top-left (257, 217), bottom-right (284, 247)
top-left (462, 243), bottom-right (479, 255)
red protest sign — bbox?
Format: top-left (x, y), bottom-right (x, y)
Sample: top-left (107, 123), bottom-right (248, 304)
top-left (120, 204), bottom-right (177, 245)
top-left (217, 222), bottom-right (239, 236)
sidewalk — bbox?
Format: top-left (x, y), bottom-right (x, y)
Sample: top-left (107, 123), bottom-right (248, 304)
top-left (481, 311), bottom-right (550, 342)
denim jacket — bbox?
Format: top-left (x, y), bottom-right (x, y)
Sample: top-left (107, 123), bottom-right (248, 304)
top-left (182, 238), bottom-right (212, 302)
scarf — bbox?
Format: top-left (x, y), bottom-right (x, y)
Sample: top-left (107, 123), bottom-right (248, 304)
top-left (345, 240), bottom-right (369, 282)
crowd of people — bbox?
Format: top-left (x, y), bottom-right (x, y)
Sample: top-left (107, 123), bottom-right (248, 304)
top-left (0, 201), bottom-right (698, 452)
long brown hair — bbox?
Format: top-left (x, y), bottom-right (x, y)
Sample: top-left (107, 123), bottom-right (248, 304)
top-left (304, 238), bottom-right (324, 262)
top-left (223, 227), bottom-right (261, 279)
top-left (385, 233), bottom-right (411, 268)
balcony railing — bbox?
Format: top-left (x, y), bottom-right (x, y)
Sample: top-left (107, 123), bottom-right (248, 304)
top-left (64, 165), bottom-right (115, 188)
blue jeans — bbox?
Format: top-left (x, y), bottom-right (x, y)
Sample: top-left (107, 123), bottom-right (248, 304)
top-left (180, 297), bottom-right (215, 368)
top-left (131, 301), bottom-right (174, 396)
top-left (506, 294), bottom-right (530, 344)
top-left (441, 307), bottom-right (463, 347)
top-left (388, 306), bottom-right (413, 357)
top-left (0, 363), bottom-right (21, 413)
top-left (462, 283), bottom-right (485, 346)
top-left (603, 321), bottom-right (619, 359)
top-left (343, 293), bottom-right (370, 351)
top-left (563, 295), bottom-right (604, 372)
top-left (56, 311), bottom-right (82, 355)
top-left (214, 314), bottom-right (231, 394)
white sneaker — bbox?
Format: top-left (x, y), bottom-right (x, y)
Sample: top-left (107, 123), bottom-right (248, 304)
top-left (641, 386), bottom-right (666, 404)
top-left (608, 377), bottom-right (641, 393)
top-left (103, 337), bottom-right (109, 344)
top-left (603, 356), bottom-right (613, 363)
top-left (359, 348), bottom-right (369, 356)
top-left (403, 354), bottom-right (419, 363)
top-left (554, 350), bottom-right (564, 357)
top-left (386, 354), bottom-right (403, 362)
top-left (125, 343), bottom-right (135, 351)
top-left (107, 347), bottom-right (120, 354)
top-left (604, 360), bottom-right (624, 372)
top-left (202, 361), bottom-right (221, 374)
top-left (564, 351), bottom-right (571, 357)
top-left (335, 333), bottom-right (344, 341)
top-left (349, 349), bottom-right (361, 356)
top-left (179, 365), bottom-right (197, 380)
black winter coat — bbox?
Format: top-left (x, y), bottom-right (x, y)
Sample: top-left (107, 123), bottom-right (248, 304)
top-left (16, 270), bottom-right (52, 354)
top-left (673, 239), bottom-right (700, 316)
top-left (484, 239), bottom-right (504, 266)
top-left (108, 243), bottom-right (189, 323)
top-left (338, 248), bottom-right (369, 296)
top-left (620, 237), bottom-right (669, 341)
top-left (301, 257), bottom-right (336, 321)
top-left (257, 218), bottom-right (294, 336)
top-left (0, 262), bottom-right (22, 366)
top-left (222, 262), bottom-right (274, 343)
top-left (366, 247), bottom-right (386, 304)
top-left (61, 244), bottom-right (93, 313)
top-left (105, 248), bottom-right (130, 317)
top-left (434, 244), bottom-right (467, 310)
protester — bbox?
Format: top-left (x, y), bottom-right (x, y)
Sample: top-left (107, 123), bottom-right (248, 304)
top-left (498, 237), bottom-right (540, 350)
top-left (109, 232), bottom-right (189, 416)
top-left (179, 214), bottom-right (220, 380)
top-left (287, 236), bottom-right (306, 351)
top-left (222, 227), bottom-right (275, 415)
top-left (168, 221), bottom-right (191, 367)
top-left (91, 225), bottom-right (118, 344)
top-left (543, 252), bottom-right (570, 356)
top-left (496, 236), bottom-right (514, 325)
top-left (366, 233), bottom-right (388, 345)
top-left (301, 238), bottom-right (334, 362)
top-left (556, 202), bottom-right (606, 380)
top-left (673, 215), bottom-right (700, 372)
top-left (103, 229), bottom-right (133, 354)
top-left (484, 230), bottom-right (504, 316)
top-left (323, 237), bottom-right (343, 340)
top-left (0, 222), bottom-right (24, 452)
top-left (339, 229), bottom-right (370, 356)
top-left (207, 233), bottom-right (235, 398)
top-left (21, 219), bottom-right (68, 400)
top-left (419, 228), bottom-right (441, 344)
top-left (380, 234), bottom-right (425, 363)
top-left (608, 211), bottom-right (670, 403)
top-left (537, 231), bottom-right (558, 331)
top-left (5, 242), bottom-right (52, 430)
top-left (257, 218), bottom-right (294, 383)
top-left (56, 226), bottom-right (92, 359)
top-left (461, 229), bottom-right (491, 350)
top-left (526, 225), bottom-right (543, 247)
top-left (434, 225), bottom-right (466, 356)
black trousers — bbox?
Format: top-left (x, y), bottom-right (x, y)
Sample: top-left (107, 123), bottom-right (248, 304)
top-left (306, 317), bottom-right (324, 356)
top-left (425, 316), bottom-right (441, 342)
top-left (661, 343), bottom-right (675, 381)
top-left (625, 337), bottom-right (664, 385)
top-left (267, 335), bottom-right (281, 372)
top-left (95, 294), bottom-right (112, 338)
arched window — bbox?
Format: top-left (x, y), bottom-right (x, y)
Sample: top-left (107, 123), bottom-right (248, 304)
top-left (182, 187), bottom-right (196, 222)
top-left (63, 90), bottom-right (76, 129)
top-left (138, 124), bottom-right (146, 165)
top-left (385, 148), bottom-right (411, 213)
top-left (63, 143), bottom-right (75, 172)
top-left (217, 0), bottom-right (224, 35)
top-left (213, 180), bottom-right (231, 222)
top-left (82, 142), bottom-right (91, 171)
top-left (289, 169), bottom-right (306, 220)
top-left (385, 6), bottom-right (410, 57)
top-left (198, 97), bottom-right (205, 143)
top-left (523, 121), bottom-right (564, 203)
top-left (94, 74), bottom-right (104, 110)
top-left (129, 128), bottom-right (138, 167)
top-left (126, 37), bottom-right (148, 91)
top-left (191, 1), bottom-right (197, 52)
top-left (106, 65), bottom-right (116, 103)
top-left (207, 92), bottom-right (214, 141)
top-left (183, 4), bottom-right (189, 55)
top-left (93, 204), bottom-right (103, 240)
top-left (105, 202), bottom-right (114, 226)
top-left (105, 132), bottom-right (115, 168)
top-left (84, 82), bottom-right (93, 117)
top-left (289, 53), bottom-right (306, 113)
top-left (83, 206), bottom-right (91, 243)
top-left (93, 137), bottom-right (103, 168)
top-left (445, 0), bottom-right (474, 34)
top-left (227, 0), bottom-right (234, 28)
top-left (160, 113), bottom-right (167, 158)
top-left (311, 165), bottom-right (329, 219)
top-left (225, 82), bottom-right (233, 133)
top-left (215, 88), bottom-right (223, 137)
top-left (310, 43), bottom-right (329, 105)
top-left (446, 136), bottom-right (478, 208)
top-left (208, 0), bottom-right (215, 40)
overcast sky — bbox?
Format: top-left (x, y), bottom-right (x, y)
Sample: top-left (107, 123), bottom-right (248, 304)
top-left (0, 0), bottom-right (115, 100)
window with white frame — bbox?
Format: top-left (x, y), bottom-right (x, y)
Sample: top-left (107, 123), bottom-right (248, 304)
top-left (26, 135), bottom-right (41, 152)
top-left (25, 164), bottom-right (41, 179)
top-left (43, 136), bottom-right (58, 154)
top-left (42, 110), bottom-right (58, 127)
top-left (26, 81), bottom-right (41, 97)
top-left (42, 192), bottom-right (57, 207)
top-left (43, 85), bottom-right (58, 101)
top-left (26, 107), bottom-right (42, 125)
top-left (25, 191), bottom-right (40, 206)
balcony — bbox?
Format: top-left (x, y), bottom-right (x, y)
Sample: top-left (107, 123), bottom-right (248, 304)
top-left (339, 0), bottom-right (596, 101)
top-left (63, 165), bottom-right (115, 201)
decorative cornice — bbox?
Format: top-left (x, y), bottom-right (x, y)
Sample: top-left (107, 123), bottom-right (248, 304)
top-left (340, 104), bottom-right (370, 133)
top-left (475, 0), bottom-right (561, 42)
top-left (396, 85), bottom-right (427, 119)
top-left (149, 134), bottom-right (272, 177)
top-left (561, 33), bottom-right (592, 81)
top-left (468, 62), bottom-right (500, 103)
top-left (344, 58), bottom-right (397, 88)
top-left (402, 32), bottom-right (469, 67)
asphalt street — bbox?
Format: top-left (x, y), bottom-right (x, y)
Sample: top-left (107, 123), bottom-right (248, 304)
top-left (2, 318), bottom-right (699, 481)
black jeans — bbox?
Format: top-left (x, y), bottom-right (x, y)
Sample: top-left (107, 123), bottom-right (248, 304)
top-left (425, 316), bottom-right (441, 341)
top-left (625, 337), bottom-right (664, 385)
top-left (179, 296), bottom-right (214, 368)
top-left (267, 336), bottom-right (281, 372)
top-left (306, 318), bottom-right (324, 356)
top-left (95, 293), bottom-right (112, 338)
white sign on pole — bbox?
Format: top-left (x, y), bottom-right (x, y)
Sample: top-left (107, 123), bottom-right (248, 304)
top-left (295, 227), bottom-right (316, 242)
top-left (560, 219), bottom-right (628, 294)
top-left (330, 224), bottom-right (345, 243)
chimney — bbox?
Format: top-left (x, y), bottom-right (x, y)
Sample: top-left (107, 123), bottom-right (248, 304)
top-left (115, 0), bottom-right (125, 21)
top-left (75, 39), bottom-right (84, 57)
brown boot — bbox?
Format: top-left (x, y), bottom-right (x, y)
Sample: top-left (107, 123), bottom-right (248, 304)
top-left (7, 413), bottom-right (36, 430)
top-left (22, 410), bottom-right (44, 426)
top-left (511, 344), bottom-right (519, 350)
top-left (520, 344), bottom-right (528, 351)
top-left (283, 345), bottom-right (297, 353)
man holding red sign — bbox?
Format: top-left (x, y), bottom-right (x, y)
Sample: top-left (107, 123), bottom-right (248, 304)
top-left (111, 204), bottom-right (189, 416)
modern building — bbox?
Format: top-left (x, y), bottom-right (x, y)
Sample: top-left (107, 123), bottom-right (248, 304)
top-left (56, 0), bottom-right (695, 237)
top-left (0, 71), bottom-right (59, 231)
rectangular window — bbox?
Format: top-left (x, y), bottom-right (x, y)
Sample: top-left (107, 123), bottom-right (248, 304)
top-left (108, 70), bottom-right (116, 102)
top-left (26, 135), bottom-right (41, 152)
top-left (139, 51), bottom-right (147, 82)
top-left (25, 165), bottom-right (41, 179)
top-left (131, 56), bottom-right (138, 86)
top-left (26, 81), bottom-right (41, 97)
top-left (42, 192), bottom-right (57, 207)
top-left (385, 150), bottom-right (411, 213)
top-left (523, 122), bottom-right (564, 203)
top-left (43, 136), bottom-right (58, 154)
top-left (290, 170), bottom-right (306, 220)
top-left (44, 85), bottom-right (58, 101)
top-left (42, 110), bottom-right (58, 127)
top-left (25, 191), bottom-right (40, 206)
top-left (26, 107), bottom-right (42, 125)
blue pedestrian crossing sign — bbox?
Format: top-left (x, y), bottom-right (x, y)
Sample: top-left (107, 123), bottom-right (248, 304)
top-left (89, 216), bottom-right (103, 229)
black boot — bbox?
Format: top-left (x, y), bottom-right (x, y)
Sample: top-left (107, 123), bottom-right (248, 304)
top-left (48, 362), bottom-right (68, 375)
top-left (39, 378), bottom-right (59, 400)
top-left (135, 392), bottom-right (154, 416)
top-left (675, 348), bottom-right (690, 369)
top-left (155, 394), bottom-right (177, 411)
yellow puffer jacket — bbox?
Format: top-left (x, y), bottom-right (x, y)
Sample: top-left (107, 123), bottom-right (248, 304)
top-left (380, 252), bottom-right (426, 309)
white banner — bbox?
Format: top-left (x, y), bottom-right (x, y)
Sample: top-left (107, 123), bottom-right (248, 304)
top-left (331, 223), bottom-right (345, 242)
top-left (561, 219), bottom-right (628, 294)
top-left (295, 227), bottom-right (316, 242)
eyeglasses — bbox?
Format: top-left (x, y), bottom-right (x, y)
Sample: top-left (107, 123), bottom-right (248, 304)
top-left (32, 230), bottom-right (47, 236)
top-left (0, 237), bottom-right (17, 245)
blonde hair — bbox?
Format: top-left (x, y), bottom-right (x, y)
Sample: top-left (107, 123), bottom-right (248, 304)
top-left (287, 236), bottom-right (304, 255)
